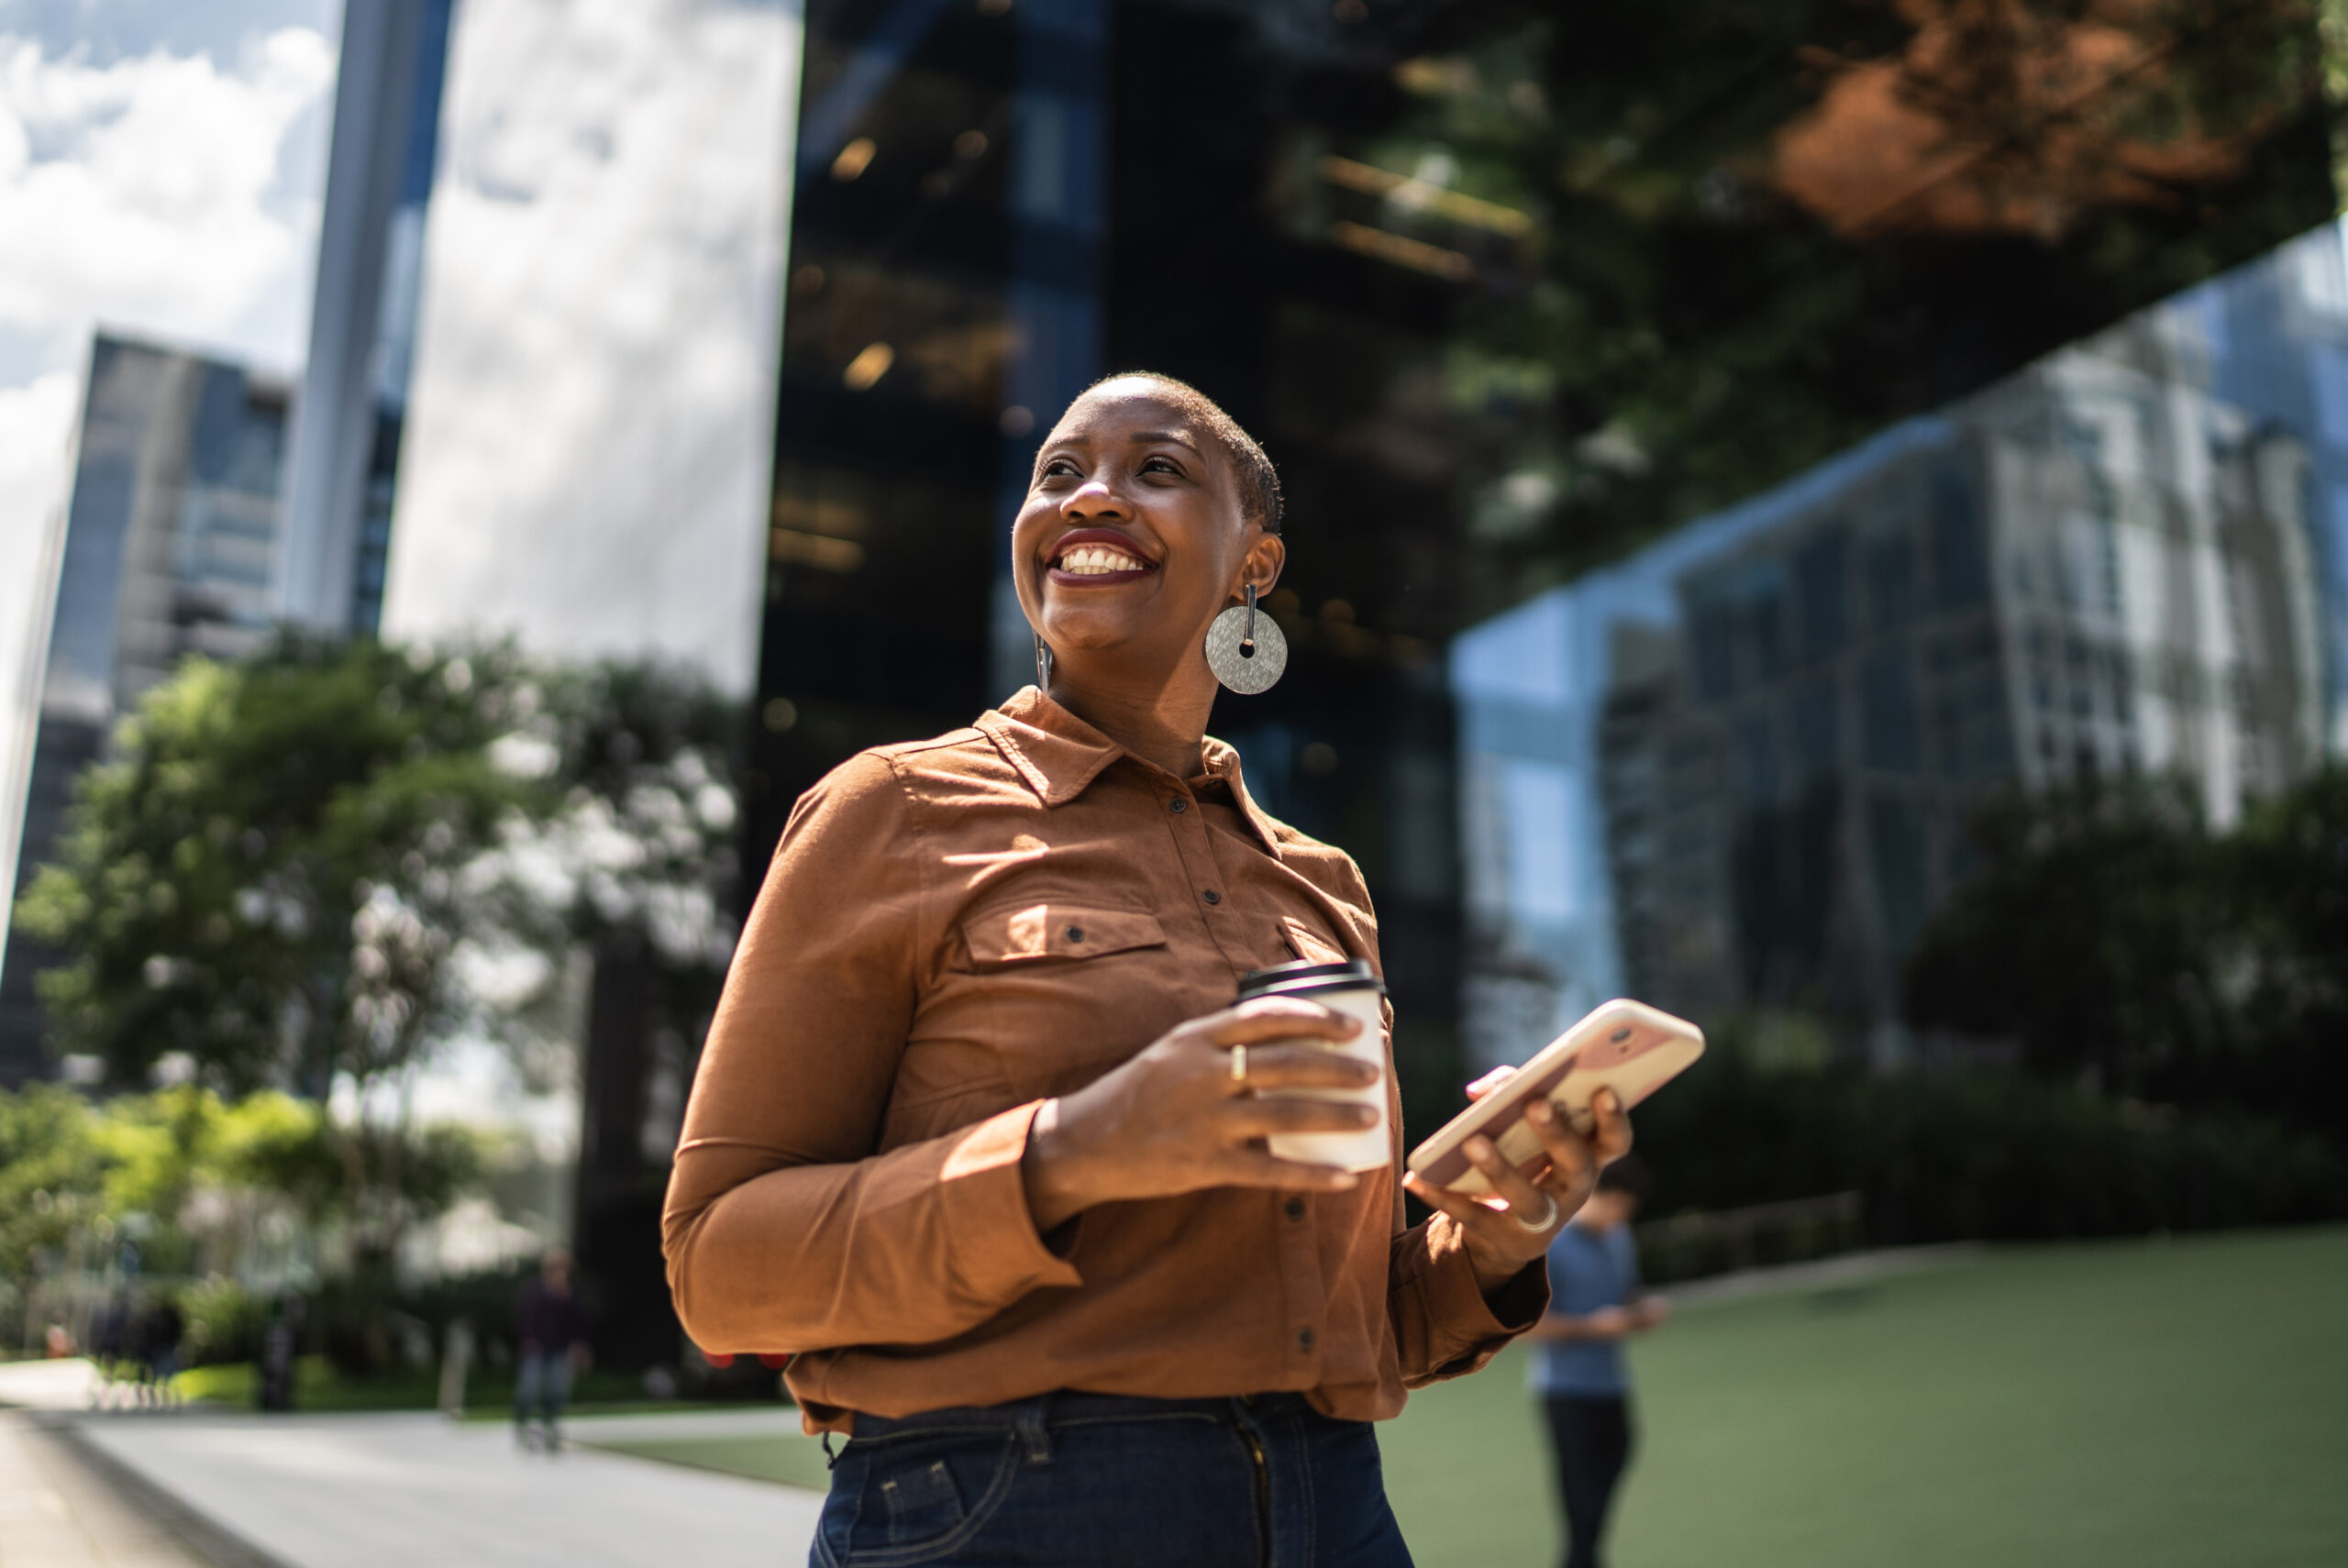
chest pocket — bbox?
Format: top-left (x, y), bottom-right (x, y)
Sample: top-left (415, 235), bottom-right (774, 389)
top-left (961, 902), bottom-right (1168, 969)
top-left (1281, 915), bottom-right (1350, 965)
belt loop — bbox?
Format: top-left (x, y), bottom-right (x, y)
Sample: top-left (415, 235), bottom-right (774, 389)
top-left (1017, 1396), bottom-right (1053, 1466)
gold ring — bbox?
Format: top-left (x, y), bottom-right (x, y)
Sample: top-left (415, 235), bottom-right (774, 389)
top-left (1230, 1043), bottom-right (1248, 1088)
top-left (1511, 1190), bottom-right (1560, 1234)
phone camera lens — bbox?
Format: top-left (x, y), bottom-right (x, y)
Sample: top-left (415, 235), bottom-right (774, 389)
top-left (1610, 1026), bottom-right (1633, 1043)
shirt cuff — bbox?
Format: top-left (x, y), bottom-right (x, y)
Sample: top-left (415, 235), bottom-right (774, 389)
top-left (935, 1100), bottom-right (1086, 1305)
top-left (1415, 1214), bottom-right (1552, 1373)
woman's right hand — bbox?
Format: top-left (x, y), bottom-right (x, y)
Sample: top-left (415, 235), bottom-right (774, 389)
top-left (1021, 997), bottom-right (1379, 1231)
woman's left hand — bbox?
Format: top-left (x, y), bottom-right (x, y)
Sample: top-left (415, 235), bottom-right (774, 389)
top-left (1401, 1075), bottom-right (1633, 1297)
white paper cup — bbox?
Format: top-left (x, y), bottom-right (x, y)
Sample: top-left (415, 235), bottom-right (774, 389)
top-left (1235, 959), bottom-right (1390, 1174)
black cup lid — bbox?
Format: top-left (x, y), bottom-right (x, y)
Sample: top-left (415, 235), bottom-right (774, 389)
top-left (1235, 957), bottom-right (1384, 1000)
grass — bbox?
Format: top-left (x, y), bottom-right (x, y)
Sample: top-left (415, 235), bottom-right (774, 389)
top-left (1381, 1226), bottom-right (2348, 1568)
top-left (592, 1430), bottom-right (839, 1491)
top-left (581, 1227), bottom-right (2348, 1568)
top-left (171, 1356), bottom-right (681, 1416)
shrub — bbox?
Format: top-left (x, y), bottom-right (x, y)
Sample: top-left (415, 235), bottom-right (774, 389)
top-left (1634, 1054), bottom-right (2348, 1245)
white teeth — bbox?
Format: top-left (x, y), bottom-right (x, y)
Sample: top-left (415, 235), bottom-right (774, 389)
top-left (1056, 544), bottom-right (1148, 575)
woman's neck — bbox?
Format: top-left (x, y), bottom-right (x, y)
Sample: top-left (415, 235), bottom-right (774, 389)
top-left (1044, 669), bottom-right (1216, 780)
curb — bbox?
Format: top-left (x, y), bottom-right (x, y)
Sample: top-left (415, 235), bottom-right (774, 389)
top-left (33, 1415), bottom-right (299, 1568)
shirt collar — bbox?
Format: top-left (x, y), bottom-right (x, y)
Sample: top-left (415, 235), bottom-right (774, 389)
top-left (978, 688), bottom-right (1286, 858)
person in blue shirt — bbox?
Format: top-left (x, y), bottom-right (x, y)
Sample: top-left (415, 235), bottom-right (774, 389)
top-left (1526, 1156), bottom-right (1667, 1568)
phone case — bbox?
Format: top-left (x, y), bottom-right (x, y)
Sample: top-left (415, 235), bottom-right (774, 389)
top-left (1406, 999), bottom-right (1704, 1196)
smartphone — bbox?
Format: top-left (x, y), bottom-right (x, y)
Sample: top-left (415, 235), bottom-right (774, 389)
top-left (1406, 999), bottom-right (1704, 1197)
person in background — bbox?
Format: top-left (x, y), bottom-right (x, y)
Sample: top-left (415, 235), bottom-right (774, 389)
top-left (1525, 1156), bottom-right (1668, 1568)
top-left (514, 1250), bottom-right (592, 1451)
top-left (142, 1293), bottom-right (184, 1408)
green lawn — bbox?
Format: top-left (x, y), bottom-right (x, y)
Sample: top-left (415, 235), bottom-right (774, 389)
top-left (1383, 1226), bottom-right (2348, 1568)
top-left (172, 1356), bottom-right (684, 1416)
top-left (583, 1228), bottom-right (2348, 1568)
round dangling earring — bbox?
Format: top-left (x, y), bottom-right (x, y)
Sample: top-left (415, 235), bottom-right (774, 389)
top-left (1033, 631), bottom-right (1054, 691)
top-left (1204, 582), bottom-right (1287, 694)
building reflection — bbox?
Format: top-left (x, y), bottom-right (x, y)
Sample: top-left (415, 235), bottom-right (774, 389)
top-left (1458, 222), bottom-right (2345, 1067)
top-left (749, 0), bottom-right (2337, 1131)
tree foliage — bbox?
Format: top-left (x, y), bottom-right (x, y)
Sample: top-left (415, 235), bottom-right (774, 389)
top-left (1903, 766), bottom-right (2348, 1133)
top-left (16, 635), bottom-right (540, 1099)
top-left (1363, 0), bottom-right (2333, 613)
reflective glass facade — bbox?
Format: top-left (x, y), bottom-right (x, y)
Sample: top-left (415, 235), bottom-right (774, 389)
top-left (0, 337), bottom-right (291, 1084)
top-left (1459, 226), bottom-right (2348, 1066)
top-left (754, 0), bottom-right (2339, 1119)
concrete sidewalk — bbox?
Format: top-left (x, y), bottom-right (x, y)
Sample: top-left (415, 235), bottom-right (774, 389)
top-left (57, 1409), bottom-right (821, 1568)
top-left (0, 1410), bottom-right (213, 1568)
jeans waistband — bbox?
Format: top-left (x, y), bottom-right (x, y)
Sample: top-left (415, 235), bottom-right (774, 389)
top-left (848, 1389), bottom-right (1315, 1443)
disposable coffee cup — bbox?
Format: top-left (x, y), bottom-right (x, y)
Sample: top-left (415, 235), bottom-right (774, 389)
top-left (1235, 958), bottom-right (1390, 1174)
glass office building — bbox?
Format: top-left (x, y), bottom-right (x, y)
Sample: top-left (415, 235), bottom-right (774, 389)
top-left (751, 0), bottom-right (2338, 1121)
top-left (0, 337), bottom-right (291, 1085)
top-left (277, 0), bottom-right (457, 637)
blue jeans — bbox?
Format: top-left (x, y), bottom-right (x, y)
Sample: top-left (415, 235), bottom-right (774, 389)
top-left (812, 1391), bottom-right (1415, 1568)
top-left (514, 1349), bottom-right (573, 1429)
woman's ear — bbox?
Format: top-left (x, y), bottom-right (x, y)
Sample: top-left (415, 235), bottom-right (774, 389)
top-left (1238, 533), bottom-right (1286, 598)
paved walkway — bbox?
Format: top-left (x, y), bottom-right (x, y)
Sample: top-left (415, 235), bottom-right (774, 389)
top-left (0, 1362), bottom-right (824, 1568)
top-left (0, 1411), bottom-right (208, 1568)
top-left (59, 1410), bottom-right (823, 1568)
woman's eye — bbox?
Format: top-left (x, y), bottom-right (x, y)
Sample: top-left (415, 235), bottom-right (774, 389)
top-left (1141, 457), bottom-right (1180, 475)
top-left (1041, 458), bottom-right (1078, 478)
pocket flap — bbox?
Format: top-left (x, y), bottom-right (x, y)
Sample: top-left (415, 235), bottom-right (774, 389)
top-left (1281, 916), bottom-right (1349, 965)
top-left (964, 903), bottom-right (1167, 966)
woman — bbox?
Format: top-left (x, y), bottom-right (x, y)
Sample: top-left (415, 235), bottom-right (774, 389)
top-left (663, 373), bottom-right (1631, 1567)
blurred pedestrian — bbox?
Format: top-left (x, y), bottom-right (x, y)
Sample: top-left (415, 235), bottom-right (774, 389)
top-left (142, 1294), bottom-right (184, 1408)
top-left (1526, 1156), bottom-right (1668, 1568)
top-left (514, 1250), bottom-right (591, 1452)
top-left (258, 1292), bottom-right (305, 1412)
top-left (90, 1294), bottom-right (127, 1394)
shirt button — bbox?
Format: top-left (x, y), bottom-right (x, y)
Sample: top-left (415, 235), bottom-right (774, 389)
top-left (1297, 1328), bottom-right (1315, 1350)
top-left (1065, 926), bottom-right (1084, 943)
top-left (1284, 1198), bottom-right (1305, 1220)
top-left (1169, 797), bottom-right (1189, 813)
top-left (1202, 889), bottom-right (1222, 905)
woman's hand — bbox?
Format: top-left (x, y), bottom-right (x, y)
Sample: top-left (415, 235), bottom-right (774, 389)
top-left (1401, 1070), bottom-right (1633, 1297)
top-left (1023, 998), bottom-right (1379, 1231)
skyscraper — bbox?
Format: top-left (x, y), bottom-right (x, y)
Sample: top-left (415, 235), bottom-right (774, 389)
top-left (0, 337), bottom-right (291, 1084)
top-left (276, 0), bottom-right (456, 636)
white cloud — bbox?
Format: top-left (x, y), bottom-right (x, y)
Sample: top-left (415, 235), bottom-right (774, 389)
top-left (0, 28), bottom-right (332, 359)
top-left (0, 27), bottom-right (332, 960)
top-left (382, 0), bottom-right (798, 694)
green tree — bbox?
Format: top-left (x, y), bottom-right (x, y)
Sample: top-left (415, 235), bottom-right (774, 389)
top-left (1362, 0), bottom-right (2332, 613)
top-left (0, 1084), bottom-right (105, 1285)
top-left (16, 635), bottom-right (538, 1100)
top-left (1902, 765), bottom-right (2348, 1135)
top-left (1902, 777), bottom-right (2237, 1097)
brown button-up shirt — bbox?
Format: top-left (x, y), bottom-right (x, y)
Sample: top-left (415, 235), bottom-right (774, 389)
top-left (662, 689), bottom-right (1545, 1433)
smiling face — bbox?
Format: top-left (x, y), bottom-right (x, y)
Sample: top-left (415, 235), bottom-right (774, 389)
top-left (1013, 378), bottom-right (1283, 693)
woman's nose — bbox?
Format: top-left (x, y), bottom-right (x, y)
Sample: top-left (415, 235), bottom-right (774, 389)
top-left (1064, 476), bottom-right (1127, 520)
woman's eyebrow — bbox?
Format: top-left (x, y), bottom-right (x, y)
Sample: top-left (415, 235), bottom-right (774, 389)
top-left (1130, 431), bottom-right (1201, 455)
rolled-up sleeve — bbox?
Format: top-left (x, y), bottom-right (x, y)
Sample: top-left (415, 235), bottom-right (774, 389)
top-left (661, 754), bottom-right (1081, 1355)
top-left (1386, 1211), bottom-right (1550, 1387)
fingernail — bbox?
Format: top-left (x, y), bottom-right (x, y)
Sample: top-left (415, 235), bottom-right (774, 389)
top-left (1528, 1101), bottom-right (1551, 1125)
top-left (1354, 1106), bottom-right (1378, 1125)
top-left (1466, 1135), bottom-right (1493, 1159)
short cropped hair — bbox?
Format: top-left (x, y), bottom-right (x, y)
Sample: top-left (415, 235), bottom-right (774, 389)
top-left (1082, 371), bottom-right (1283, 534)
top-left (1595, 1154), bottom-right (1649, 1201)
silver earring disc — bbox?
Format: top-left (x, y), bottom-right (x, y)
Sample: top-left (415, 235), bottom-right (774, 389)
top-left (1204, 602), bottom-right (1288, 694)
